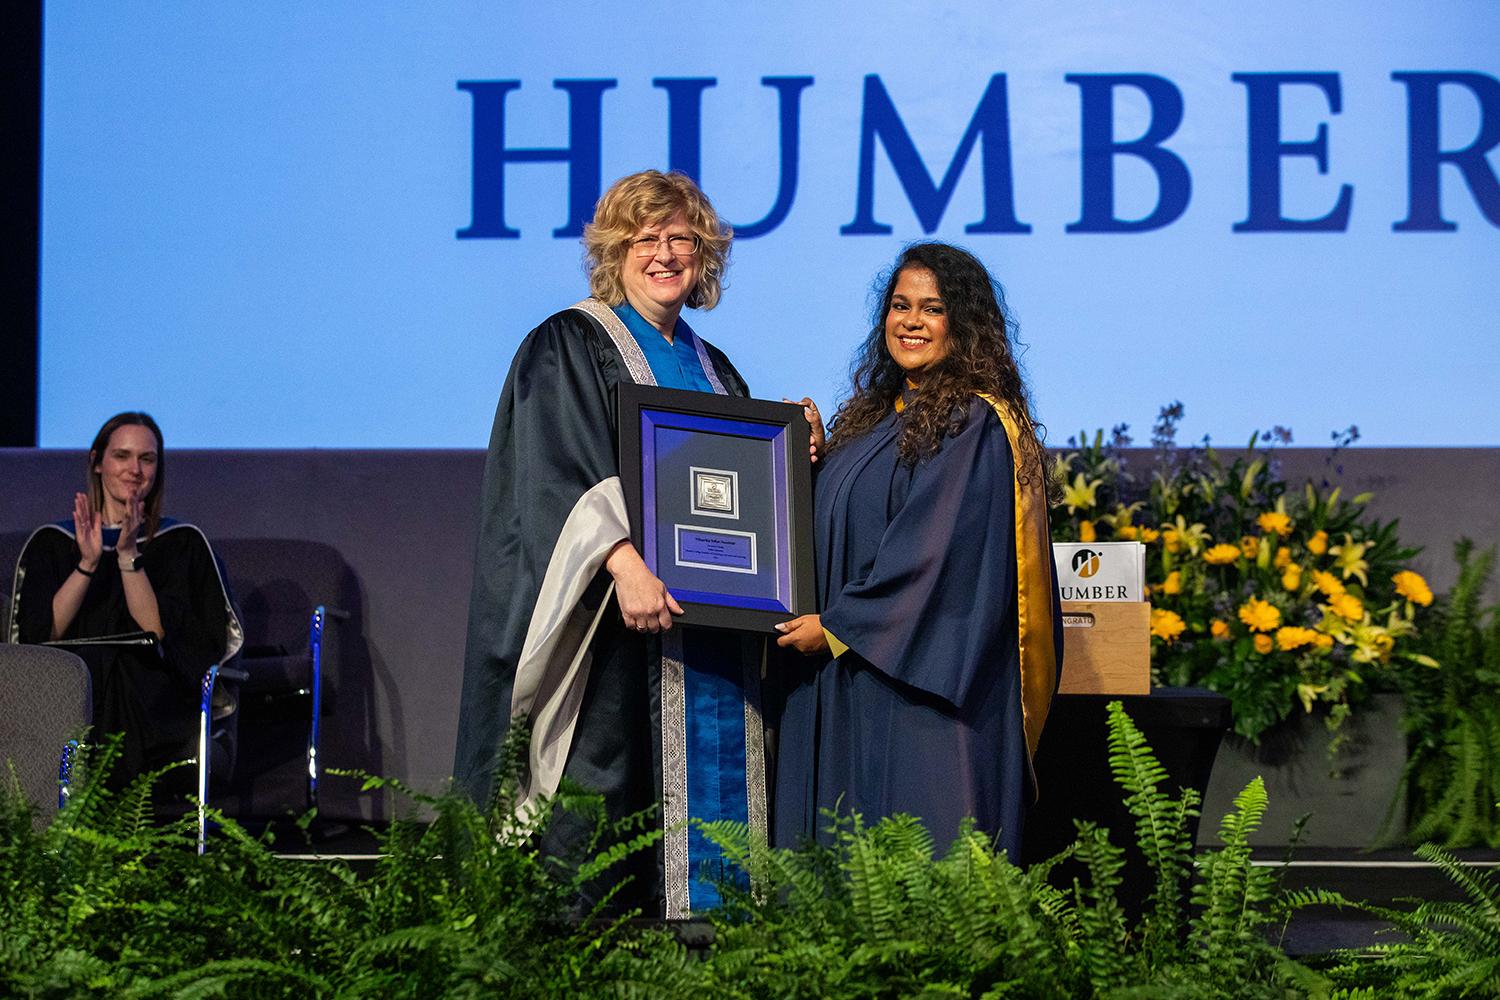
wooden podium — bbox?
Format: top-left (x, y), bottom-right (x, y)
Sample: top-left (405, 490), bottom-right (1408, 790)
top-left (1056, 601), bottom-right (1150, 695)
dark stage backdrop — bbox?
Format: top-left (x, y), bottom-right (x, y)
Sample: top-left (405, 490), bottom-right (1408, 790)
top-left (30, 3), bottom-right (1500, 449)
top-left (3, 447), bottom-right (1496, 818)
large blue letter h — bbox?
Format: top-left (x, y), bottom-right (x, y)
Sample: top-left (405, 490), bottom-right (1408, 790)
top-left (456, 79), bottom-right (617, 239)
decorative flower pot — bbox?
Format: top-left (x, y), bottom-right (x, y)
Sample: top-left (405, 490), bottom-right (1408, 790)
top-left (1196, 692), bottom-right (1406, 849)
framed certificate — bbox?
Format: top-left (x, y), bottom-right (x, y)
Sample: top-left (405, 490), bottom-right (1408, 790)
top-left (618, 383), bottom-right (817, 632)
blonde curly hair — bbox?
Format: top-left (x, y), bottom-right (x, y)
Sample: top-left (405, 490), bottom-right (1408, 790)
top-left (582, 170), bottom-right (732, 310)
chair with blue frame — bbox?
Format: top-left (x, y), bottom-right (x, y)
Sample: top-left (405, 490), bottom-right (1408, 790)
top-left (0, 643), bottom-right (92, 828)
top-left (211, 538), bottom-right (353, 829)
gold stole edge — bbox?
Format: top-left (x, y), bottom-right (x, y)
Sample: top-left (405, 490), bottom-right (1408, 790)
top-left (976, 394), bottom-right (1060, 767)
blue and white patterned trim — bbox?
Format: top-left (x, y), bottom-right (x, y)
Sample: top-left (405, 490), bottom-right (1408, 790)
top-left (568, 298), bottom-right (656, 387)
top-left (689, 331), bottom-right (728, 396)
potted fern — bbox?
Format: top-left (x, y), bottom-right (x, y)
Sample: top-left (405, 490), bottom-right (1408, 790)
top-left (1390, 540), bottom-right (1500, 848)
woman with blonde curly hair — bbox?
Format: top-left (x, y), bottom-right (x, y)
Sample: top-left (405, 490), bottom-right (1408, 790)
top-left (773, 242), bottom-right (1062, 859)
top-left (455, 170), bottom-right (822, 916)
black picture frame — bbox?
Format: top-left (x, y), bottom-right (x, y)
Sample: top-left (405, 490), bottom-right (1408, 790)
top-left (618, 383), bottom-right (817, 633)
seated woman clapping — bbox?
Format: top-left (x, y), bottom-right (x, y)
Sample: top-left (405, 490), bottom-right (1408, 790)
top-left (10, 412), bottom-right (243, 804)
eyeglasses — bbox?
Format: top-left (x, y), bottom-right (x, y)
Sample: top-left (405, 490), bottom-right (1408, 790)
top-left (629, 233), bottom-right (700, 258)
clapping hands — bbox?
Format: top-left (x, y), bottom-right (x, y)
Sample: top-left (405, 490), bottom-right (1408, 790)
top-left (116, 489), bottom-right (144, 560)
top-left (72, 492), bottom-right (103, 570)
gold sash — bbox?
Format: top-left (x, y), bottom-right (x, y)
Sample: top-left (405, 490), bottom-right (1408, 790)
top-left (977, 393), bottom-right (1059, 761)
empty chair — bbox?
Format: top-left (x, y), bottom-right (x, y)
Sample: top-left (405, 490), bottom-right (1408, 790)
top-left (211, 538), bottom-right (355, 820)
top-left (0, 644), bottom-right (92, 828)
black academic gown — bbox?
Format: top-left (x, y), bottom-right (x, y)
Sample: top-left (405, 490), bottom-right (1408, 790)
top-left (774, 397), bottom-right (1063, 858)
top-left (12, 519), bottom-right (240, 798)
top-left (453, 301), bottom-right (752, 914)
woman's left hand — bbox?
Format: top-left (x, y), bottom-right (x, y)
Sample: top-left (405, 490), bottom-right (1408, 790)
top-left (775, 614), bottom-right (829, 655)
top-left (116, 489), bottom-right (143, 560)
top-left (787, 397), bottom-right (826, 463)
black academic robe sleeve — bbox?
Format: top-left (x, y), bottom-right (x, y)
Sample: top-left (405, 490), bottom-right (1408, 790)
top-left (453, 310), bottom-right (625, 803)
top-left (147, 528), bottom-right (231, 687)
top-left (15, 526), bottom-right (227, 687)
top-left (15, 527), bottom-right (74, 643)
top-left (14, 523), bottom-right (234, 788)
top-left (819, 400), bottom-right (1020, 712)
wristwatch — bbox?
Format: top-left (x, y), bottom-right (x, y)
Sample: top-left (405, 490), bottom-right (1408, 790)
top-left (119, 552), bottom-right (142, 573)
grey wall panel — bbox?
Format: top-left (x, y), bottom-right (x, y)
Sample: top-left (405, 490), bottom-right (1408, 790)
top-left (3, 446), bottom-right (1497, 818)
top-left (1, 449), bottom-right (485, 819)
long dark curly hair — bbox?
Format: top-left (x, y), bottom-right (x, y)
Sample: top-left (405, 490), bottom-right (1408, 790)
top-left (826, 242), bottom-right (1050, 493)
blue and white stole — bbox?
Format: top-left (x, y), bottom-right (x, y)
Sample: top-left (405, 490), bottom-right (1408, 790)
top-left (572, 297), bottom-right (766, 916)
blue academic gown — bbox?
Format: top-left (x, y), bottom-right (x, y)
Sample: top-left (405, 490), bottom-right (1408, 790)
top-left (455, 297), bottom-right (763, 919)
top-left (614, 303), bottom-right (757, 910)
top-left (774, 397), bottom-right (1061, 858)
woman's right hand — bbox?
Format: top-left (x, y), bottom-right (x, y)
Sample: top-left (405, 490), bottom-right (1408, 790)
top-left (605, 540), bottom-right (684, 633)
top-left (73, 492), bottom-right (102, 570)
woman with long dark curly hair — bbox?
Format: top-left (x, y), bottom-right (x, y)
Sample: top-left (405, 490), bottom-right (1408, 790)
top-left (773, 242), bottom-right (1062, 857)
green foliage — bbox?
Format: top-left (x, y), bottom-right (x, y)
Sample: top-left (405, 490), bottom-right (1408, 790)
top-left (22, 703), bottom-right (1500, 997)
top-left (691, 702), bottom-right (1322, 999)
top-left (1394, 540), bottom-right (1500, 847)
top-left (0, 725), bottom-right (685, 998)
top-left (1318, 844), bottom-right (1500, 998)
top-left (697, 811), bottom-right (1085, 998)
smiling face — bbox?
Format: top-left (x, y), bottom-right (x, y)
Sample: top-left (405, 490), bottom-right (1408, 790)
top-left (883, 266), bottom-right (950, 376)
top-left (93, 423), bottom-right (159, 520)
top-left (619, 210), bottom-right (702, 332)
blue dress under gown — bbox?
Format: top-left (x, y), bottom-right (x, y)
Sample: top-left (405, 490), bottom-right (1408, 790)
top-left (773, 397), bottom-right (1062, 858)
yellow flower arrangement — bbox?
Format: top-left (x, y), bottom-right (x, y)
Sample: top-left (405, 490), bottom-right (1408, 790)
top-left (1343, 621), bottom-right (1398, 664)
top-left (1163, 516), bottom-right (1208, 555)
top-left (1238, 598), bottom-right (1282, 633)
top-left (1312, 570), bottom-right (1345, 598)
top-left (1275, 626), bottom-right (1319, 651)
top-left (1328, 533), bottom-right (1371, 585)
top-left (1327, 592), bottom-right (1365, 622)
top-left (1061, 473), bottom-right (1101, 514)
top-left (1297, 682), bottom-right (1329, 713)
top-left (1257, 511), bottom-right (1293, 537)
top-left (1150, 608), bottom-right (1187, 643)
top-left (1047, 404), bottom-right (1434, 744)
top-left (1203, 543), bottom-right (1240, 566)
top-left (1392, 570), bottom-right (1434, 606)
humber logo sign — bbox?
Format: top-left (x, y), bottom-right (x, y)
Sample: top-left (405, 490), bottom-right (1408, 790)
top-left (457, 71), bottom-right (1500, 240)
top-left (1060, 545), bottom-right (1132, 600)
top-left (1071, 548), bottom-right (1102, 579)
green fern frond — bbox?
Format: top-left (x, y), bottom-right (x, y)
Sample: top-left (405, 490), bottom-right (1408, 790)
top-left (120, 956), bottom-right (336, 998)
top-left (1068, 821), bottom-right (1132, 991)
top-left (1104, 700), bottom-right (1198, 961)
